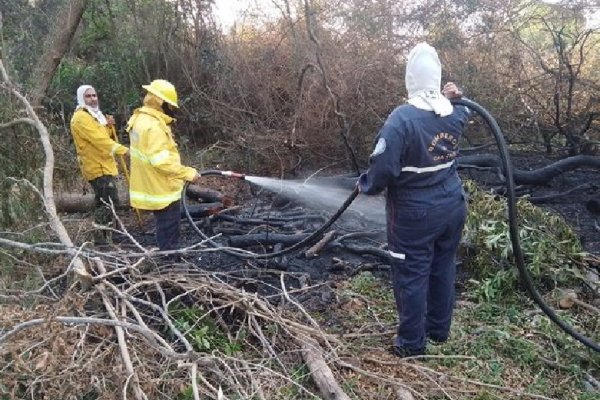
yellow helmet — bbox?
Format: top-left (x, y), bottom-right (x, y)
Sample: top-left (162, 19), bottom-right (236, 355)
top-left (142, 79), bottom-right (179, 108)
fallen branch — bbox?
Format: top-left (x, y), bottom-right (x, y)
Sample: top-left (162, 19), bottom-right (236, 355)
top-left (0, 58), bottom-right (91, 285)
top-left (97, 263), bottom-right (148, 400)
top-left (305, 230), bottom-right (336, 258)
top-left (299, 337), bottom-right (352, 400)
top-left (186, 185), bottom-right (232, 206)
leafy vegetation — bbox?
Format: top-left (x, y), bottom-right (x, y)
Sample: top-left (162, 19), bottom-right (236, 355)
top-left (462, 180), bottom-right (587, 302)
top-left (169, 303), bottom-right (241, 355)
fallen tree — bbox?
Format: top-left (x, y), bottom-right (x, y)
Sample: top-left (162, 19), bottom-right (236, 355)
top-left (56, 187), bottom-right (229, 213)
top-left (457, 154), bottom-right (600, 185)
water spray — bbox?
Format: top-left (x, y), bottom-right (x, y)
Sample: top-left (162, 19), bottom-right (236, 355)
top-left (182, 98), bottom-right (599, 353)
top-left (182, 173), bottom-right (359, 260)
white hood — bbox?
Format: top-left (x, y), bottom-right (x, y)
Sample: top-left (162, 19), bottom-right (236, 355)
top-left (76, 85), bottom-right (107, 125)
top-left (405, 43), bottom-right (452, 117)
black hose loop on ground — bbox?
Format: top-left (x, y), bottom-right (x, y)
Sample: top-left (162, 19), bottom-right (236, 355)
top-left (453, 98), bottom-right (599, 353)
top-left (182, 176), bottom-right (359, 260)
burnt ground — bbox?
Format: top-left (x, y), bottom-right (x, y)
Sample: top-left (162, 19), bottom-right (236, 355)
top-left (126, 176), bottom-right (389, 310)
top-left (119, 152), bottom-right (599, 312)
top-left (524, 157), bottom-right (600, 255)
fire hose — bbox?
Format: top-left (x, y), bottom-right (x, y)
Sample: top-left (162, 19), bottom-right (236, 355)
top-left (182, 98), bottom-right (600, 352)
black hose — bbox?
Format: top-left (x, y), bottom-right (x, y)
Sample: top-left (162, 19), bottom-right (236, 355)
top-left (453, 98), bottom-right (599, 353)
top-left (182, 173), bottom-right (359, 259)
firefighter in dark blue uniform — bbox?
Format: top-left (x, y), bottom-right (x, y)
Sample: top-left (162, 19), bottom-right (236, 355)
top-left (358, 43), bottom-right (470, 357)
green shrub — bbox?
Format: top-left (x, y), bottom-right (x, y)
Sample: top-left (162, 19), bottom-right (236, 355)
top-left (462, 180), bottom-right (586, 302)
top-left (169, 304), bottom-right (241, 355)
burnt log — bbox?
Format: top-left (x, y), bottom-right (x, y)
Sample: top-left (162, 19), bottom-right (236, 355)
top-left (56, 194), bottom-right (222, 218)
top-left (265, 214), bottom-right (329, 223)
top-left (56, 194), bottom-right (127, 213)
top-left (528, 184), bottom-right (594, 204)
top-left (329, 243), bottom-right (390, 261)
top-left (56, 188), bottom-right (228, 213)
top-left (284, 153), bottom-right (600, 191)
top-left (458, 154), bottom-right (600, 185)
top-left (213, 214), bottom-right (285, 227)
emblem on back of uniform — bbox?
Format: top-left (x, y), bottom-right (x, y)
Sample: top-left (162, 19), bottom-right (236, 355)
top-left (371, 138), bottom-right (386, 156)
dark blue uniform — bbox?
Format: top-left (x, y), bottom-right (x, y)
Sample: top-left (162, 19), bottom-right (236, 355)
top-left (359, 103), bottom-right (469, 353)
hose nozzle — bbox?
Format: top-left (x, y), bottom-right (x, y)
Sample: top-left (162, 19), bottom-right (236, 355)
top-left (199, 169), bottom-right (246, 179)
top-left (221, 171), bottom-right (246, 180)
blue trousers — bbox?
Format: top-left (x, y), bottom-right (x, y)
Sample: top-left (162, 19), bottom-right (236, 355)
top-left (154, 200), bottom-right (181, 251)
top-left (386, 181), bottom-right (466, 351)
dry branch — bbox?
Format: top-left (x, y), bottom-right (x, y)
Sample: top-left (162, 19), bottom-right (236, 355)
top-left (305, 229), bottom-right (336, 258)
top-left (300, 337), bottom-right (352, 400)
top-left (94, 259), bottom-right (148, 400)
top-left (303, 0), bottom-right (360, 175)
top-left (0, 59), bottom-right (92, 285)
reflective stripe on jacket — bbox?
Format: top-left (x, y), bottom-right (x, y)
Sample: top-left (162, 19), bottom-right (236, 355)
top-left (126, 106), bottom-right (197, 210)
top-left (70, 108), bottom-right (128, 181)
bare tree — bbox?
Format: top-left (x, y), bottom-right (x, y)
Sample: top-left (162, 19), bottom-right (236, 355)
top-left (511, 3), bottom-right (600, 154)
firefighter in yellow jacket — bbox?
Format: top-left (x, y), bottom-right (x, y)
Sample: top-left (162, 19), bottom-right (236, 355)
top-left (70, 85), bottom-right (128, 244)
top-left (126, 79), bottom-right (200, 252)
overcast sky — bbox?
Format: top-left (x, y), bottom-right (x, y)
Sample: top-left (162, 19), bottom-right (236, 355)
top-left (213, 0), bottom-right (600, 31)
top-left (213, 0), bottom-right (279, 31)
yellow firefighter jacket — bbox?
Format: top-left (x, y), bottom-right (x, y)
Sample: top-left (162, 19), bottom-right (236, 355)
top-left (126, 105), bottom-right (197, 210)
top-left (70, 108), bottom-right (128, 181)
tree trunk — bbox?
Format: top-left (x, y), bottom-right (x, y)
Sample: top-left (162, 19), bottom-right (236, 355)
top-left (56, 186), bottom-right (227, 213)
top-left (29, 0), bottom-right (89, 107)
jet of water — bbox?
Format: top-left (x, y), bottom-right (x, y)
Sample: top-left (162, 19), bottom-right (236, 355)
top-left (245, 175), bottom-right (386, 225)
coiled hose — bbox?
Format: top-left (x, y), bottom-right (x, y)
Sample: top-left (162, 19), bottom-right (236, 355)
top-left (182, 100), bottom-right (599, 352)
